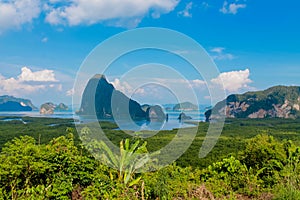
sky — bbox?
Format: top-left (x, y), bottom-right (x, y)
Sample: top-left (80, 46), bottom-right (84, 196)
top-left (0, 0), bottom-right (299, 107)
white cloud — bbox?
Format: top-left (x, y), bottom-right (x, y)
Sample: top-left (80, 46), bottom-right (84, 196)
top-left (190, 79), bottom-right (206, 88)
top-left (0, 0), bottom-right (180, 32)
top-left (45, 0), bottom-right (180, 27)
top-left (0, 67), bottom-right (60, 96)
top-left (44, 6), bottom-right (66, 25)
top-left (0, 0), bottom-right (41, 33)
top-left (18, 67), bottom-right (57, 82)
top-left (111, 78), bottom-right (145, 96)
top-left (210, 47), bottom-right (225, 54)
top-left (220, 1), bottom-right (246, 15)
top-left (110, 77), bottom-right (208, 103)
top-left (210, 47), bottom-right (235, 60)
top-left (0, 76), bottom-right (45, 95)
top-left (211, 69), bottom-right (252, 92)
top-left (178, 2), bottom-right (193, 17)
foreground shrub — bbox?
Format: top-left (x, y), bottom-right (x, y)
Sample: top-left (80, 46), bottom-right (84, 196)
top-left (240, 134), bottom-right (286, 187)
top-left (0, 133), bottom-right (96, 199)
top-left (201, 156), bottom-right (264, 197)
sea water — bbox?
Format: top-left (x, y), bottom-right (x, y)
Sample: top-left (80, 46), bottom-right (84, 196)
top-left (0, 110), bottom-right (206, 131)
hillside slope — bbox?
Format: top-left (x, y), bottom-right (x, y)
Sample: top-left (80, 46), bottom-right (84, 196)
top-left (205, 86), bottom-right (300, 121)
top-left (0, 95), bottom-right (37, 111)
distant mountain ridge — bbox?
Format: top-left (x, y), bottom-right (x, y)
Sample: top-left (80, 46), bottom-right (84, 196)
top-left (173, 102), bottom-right (198, 111)
top-left (0, 95), bottom-right (37, 111)
top-left (205, 86), bottom-right (300, 121)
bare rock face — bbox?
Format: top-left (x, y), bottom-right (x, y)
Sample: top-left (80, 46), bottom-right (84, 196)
top-left (205, 86), bottom-right (300, 121)
top-left (40, 102), bottom-right (69, 115)
top-left (248, 109), bottom-right (268, 118)
top-left (293, 104), bottom-right (300, 111)
top-left (77, 74), bottom-right (146, 120)
top-left (40, 103), bottom-right (56, 115)
top-left (146, 105), bottom-right (166, 121)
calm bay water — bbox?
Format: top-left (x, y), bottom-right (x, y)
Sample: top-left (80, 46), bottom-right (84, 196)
top-left (0, 111), bottom-right (76, 119)
top-left (0, 110), bottom-right (206, 131)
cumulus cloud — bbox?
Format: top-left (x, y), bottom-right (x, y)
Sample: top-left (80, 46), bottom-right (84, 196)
top-left (0, 76), bottom-right (45, 95)
top-left (0, 0), bottom-right (180, 32)
top-left (210, 47), bottom-right (235, 60)
top-left (210, 47), bottom-right (225, 54)
top-left (211, 69), bottom-right (252, 92)
top-left (220, 0), bottom-right (246, 14)
top-left (0, 0), bottom-right (41, 33)
top-left (190, 79), bottom-right (206, 88)
top-left (18, 67), bottom-right (57, 82)
top-left (111, 78), bottom-right (145, 96)
top-left (45, 0), bottom-right (180, 27)
top-left (178, 2), bottom-right (193, 17)
top-left (110, 77), bottom-right (207, 102)
top-left (109, 72), bottom-right (251, 103)
top-left (0, 67), bottom-right (60, 96)
top-left (105, 70), bottom-right (252, 103)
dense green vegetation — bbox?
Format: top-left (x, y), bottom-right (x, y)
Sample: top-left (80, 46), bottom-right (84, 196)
top-left (0, 117), bottom-right (78, 150)
top-left (0, 117), bottom-right (299, 199)
top-left (207, 85), bottom-right (300, 119)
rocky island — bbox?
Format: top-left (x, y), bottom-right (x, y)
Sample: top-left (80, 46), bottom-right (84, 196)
top-left (146, 105), bottom-right (166, 121)
top-left (205, 86), bottom-right (300, 121)
top-left (173, 102), bottom-right (198, 111)
top-left (77, 74), bottom-right (167, 121)
top-left (0, 95), bottom-right (37, 111)
top-left (78, 74), bottom-right (146, 120)
top-left (40, 102), bottom-right (69, 115)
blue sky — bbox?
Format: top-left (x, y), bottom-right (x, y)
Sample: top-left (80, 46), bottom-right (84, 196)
top-left (0, 0), bottom-right (299, 106)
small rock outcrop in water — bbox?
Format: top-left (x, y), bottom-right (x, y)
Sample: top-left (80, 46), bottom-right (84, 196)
top-left (205, 86), bottom-right (300, 121)
top-left (146, 105), bottom-right (166, 121)
top-left (0, 95), bottom-right (37, 111)
top-left (40, 102), bottom-right (69, 115)
top-left (77, 74), bottom-right (146, 120)
top-left (178, 112), bottom-right (192, 121)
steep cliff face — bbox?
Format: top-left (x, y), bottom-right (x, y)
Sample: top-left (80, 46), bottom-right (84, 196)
top-left (40, 102), bottom-right (69, 115)
top-left (0, 96), bottom-right (36, 111)
top-left (78, 74), bottom-right (147, 120)
top-left (205, 86), bottom-right (300, 121)
top-left (40, 102), bottom-right (56, 115)
top-left (146, 105), bottom-right (166, 121)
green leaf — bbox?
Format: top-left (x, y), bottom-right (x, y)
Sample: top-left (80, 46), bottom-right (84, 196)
top-left (128, 176), bottom-right (142, 187)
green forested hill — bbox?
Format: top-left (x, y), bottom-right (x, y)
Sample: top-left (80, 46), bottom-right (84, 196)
top-left (206, 85), bottom-right (300, 120)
